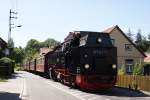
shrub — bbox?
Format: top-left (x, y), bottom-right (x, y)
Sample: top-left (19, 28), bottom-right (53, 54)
top-left (0, 57), bottom-right (12, 66)
top-left (133, 63), bottom-right (143, 75)
top-left (0, 57), bottom-right (12, 63)
top-left (0, 57), bottom-right (14, 76)
top-left (118, 65), bottom-right (125, 75)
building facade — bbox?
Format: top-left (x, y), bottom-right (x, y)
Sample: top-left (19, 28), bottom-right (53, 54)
top-left (0, 37), bottom-right (8, 58)
top-left (103, 25), bottom-right (146, 74)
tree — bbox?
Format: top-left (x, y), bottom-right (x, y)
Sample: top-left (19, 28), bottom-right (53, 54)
top-left (135, 29), bottom-right (142, 44)
top-left (148, 33), bottom-right (150, 41)
top-left (134, 29), bottom-right (149, 52)
top-left (127, 28), bottom-right (133, 41)
top-left (7, 38), bottom-right (14, 48)
top-left (11, 47), bottom-right (25, 64)
top-left (25, 39), bottom-right (40, 52)
top-left (24, 38), bottom-right (60, 61)
top-left (41, 38), bottom-right (60, 48)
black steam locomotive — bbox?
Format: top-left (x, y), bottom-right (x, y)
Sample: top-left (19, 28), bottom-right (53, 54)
top-left (45, 31), bottom-right (117, 90)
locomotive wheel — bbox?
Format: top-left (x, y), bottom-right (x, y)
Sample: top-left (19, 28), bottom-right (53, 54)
top-left (60, 75), bottom-right (64, 84)
top-left (49, 68), bottom-right (57, 81)
top-left (49, 69), bottom-right (52, 79)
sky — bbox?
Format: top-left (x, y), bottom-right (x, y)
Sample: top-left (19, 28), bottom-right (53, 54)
top-left (0, 0), bottom-right (150, 47)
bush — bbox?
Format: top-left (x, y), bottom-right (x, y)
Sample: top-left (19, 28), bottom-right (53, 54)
top-left (0, 57), bottom-right (14, 76)
top-left (118, 65), bottom-right (125, 75)
top-left (133, 63), bottom-right (143, 75)
top-left (0, 57), bottom-right (12, 65)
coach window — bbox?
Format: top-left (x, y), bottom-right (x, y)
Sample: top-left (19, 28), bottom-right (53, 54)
top-left (125, 59), bottom-right (134, 74)
top-left (125, 44), bottom-right (132, 51)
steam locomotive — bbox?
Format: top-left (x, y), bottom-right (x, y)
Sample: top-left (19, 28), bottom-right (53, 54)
top-left (24, 31), bottom-right (117, 90)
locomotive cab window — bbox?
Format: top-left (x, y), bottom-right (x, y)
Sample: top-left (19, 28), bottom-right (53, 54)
top-left (80, 35), bottom-right (88, 46)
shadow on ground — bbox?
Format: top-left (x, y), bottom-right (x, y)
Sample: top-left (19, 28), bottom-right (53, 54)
top-left (84, 86), bottom-right (150, 97)
top-left (0, 92), bottom-right (20, 100)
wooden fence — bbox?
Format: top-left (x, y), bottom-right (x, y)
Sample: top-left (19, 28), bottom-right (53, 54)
top-left (116, 75), bottom-right (150, 92)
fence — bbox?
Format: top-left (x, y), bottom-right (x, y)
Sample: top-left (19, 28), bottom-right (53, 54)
top-left (116, 75), bottom-right (150, 92)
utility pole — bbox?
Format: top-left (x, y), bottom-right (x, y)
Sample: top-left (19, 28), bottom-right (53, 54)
top-left (8, 9), bottom-right (18, 42)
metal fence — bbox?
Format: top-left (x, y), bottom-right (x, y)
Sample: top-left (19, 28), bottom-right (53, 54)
top-left (116, 75), bottom-right (150, 92)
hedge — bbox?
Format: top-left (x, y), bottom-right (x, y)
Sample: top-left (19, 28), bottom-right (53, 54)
top-left (0, 57), bottom-right (14, 77)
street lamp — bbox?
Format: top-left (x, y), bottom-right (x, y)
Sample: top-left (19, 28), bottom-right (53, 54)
top-left (8, 9), bottom-right (22, 42)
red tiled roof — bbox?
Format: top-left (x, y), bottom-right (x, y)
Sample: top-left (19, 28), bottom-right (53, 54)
top-left (40, 48), bottom-right (52, 55)
top-left (144, 53), bottom-right (150, 62)
top-left (103, 25), bottom-right (117, 33)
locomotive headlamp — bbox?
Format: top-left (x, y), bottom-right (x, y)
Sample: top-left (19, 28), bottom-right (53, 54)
top-left (112, 64), bottom-right (117, 69)
top-left (84, 54), bottom-right (88, 58)
top-left (84, 64), bottom-right (90, 69)
top-left (97, 38), bottom-right (102, 43)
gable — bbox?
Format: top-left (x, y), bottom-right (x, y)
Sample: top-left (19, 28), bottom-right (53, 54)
top-left (0, 38), bottom-right (7, 49)
top-left (105, 26), bottom-right (146, 57)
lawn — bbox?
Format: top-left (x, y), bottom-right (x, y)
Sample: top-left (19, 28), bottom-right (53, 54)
top-left (0, 78), bottom-right (8, 82)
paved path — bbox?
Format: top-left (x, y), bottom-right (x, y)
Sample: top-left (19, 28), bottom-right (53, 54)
top-left (1, 71), bottom-right (150, 100)
top-left (0, 71), bottom-right (23, 100)
top-left (20, 71), bottom-right (150, 100)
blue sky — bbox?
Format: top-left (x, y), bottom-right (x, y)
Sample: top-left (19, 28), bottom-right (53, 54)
top-left (0, 0), bottom-right (150, 47)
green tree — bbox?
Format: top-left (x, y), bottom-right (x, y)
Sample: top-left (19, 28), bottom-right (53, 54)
top-left (135, 29), bottom-right (142, 44)
top-left (24, 38), bottom-right (60, 61)
top-left (127, 28), bottom-right (133, 41)
top-left (148, 33), bottom-right (150, 41)
top-left (133, 63), bottom-right (143, 75)
top-left (11, 47), bottom-right (25, 64)
top-left (7, 38), bottom-right (14, 48)
top-left (41, 38), bottom-right (60, 48)
top-left (134, 29), bottom-right (150, 52)
top-left (25, 39), bottom-right (40, 52)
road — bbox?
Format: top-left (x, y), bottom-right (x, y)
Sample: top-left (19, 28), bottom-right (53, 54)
top-left (20, 71), bottom-right (150, 100)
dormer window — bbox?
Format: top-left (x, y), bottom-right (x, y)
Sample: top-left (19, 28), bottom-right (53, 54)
top-left (125, 44), bottom-right (132, 51)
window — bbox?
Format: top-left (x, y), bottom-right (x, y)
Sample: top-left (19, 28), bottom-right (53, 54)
top-left (125, 59), bottom-right (134, 73)
top-left (125, 44), bottom-right (132, 51)
top-left (111, 39), bottom-right (115, 45)
top-left (79, 35), bottom-right (88, 46)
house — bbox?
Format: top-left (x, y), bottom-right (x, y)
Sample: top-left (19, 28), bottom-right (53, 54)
top-left (103, 25), bottom-right (146, 74)
top-left (0, 37), bottom-right (7, 49)
top-left (143, 53), bottom-right (150, 75)
top-left (0, 37), bottom-right (8, 58)
top-left (144, 53), bottom-right (150, 63)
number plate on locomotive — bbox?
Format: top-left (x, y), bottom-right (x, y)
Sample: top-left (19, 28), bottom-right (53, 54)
top-left (93, 50), bottom-right (107, 55)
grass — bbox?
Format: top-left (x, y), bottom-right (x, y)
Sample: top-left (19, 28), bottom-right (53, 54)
top-left (0, 78), bottom-right (8, 82)
top-left (15, 66), bottom-right (23, 71)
